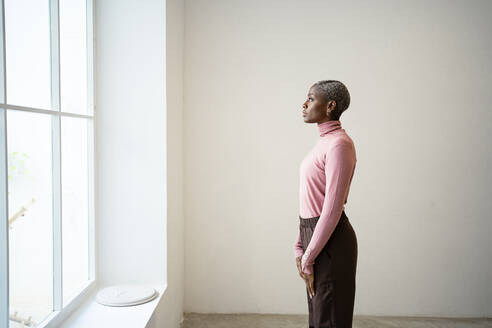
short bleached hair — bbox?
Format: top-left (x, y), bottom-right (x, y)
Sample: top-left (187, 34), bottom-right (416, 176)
top-left (312, 80), bottom-right (351, 120)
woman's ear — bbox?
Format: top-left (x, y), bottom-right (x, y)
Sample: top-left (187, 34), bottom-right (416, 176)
top-left (326, 100), bottom-right (336, 114)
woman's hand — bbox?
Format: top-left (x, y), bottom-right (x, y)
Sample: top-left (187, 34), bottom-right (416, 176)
top-left (296, 256), bottom-right (306, 281)
top-left (296, 257), bottom-right (315, 298)
top-left (304, 272), bottom-right (315, 299)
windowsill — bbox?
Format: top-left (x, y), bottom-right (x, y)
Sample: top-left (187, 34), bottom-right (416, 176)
top-left (58, 283), bottom-right (167, 328)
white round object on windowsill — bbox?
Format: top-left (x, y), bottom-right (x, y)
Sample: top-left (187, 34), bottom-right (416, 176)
top-left (96, 285), bottom-right (158, 307)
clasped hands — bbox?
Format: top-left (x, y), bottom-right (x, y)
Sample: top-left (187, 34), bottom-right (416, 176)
top-left (296, 256), bottom-right (315, 298)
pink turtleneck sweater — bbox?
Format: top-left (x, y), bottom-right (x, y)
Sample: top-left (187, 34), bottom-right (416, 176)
top-left (294, 120), bottom-right (357, 275)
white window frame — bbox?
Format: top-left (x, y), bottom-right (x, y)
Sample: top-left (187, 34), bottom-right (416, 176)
top-left (0, 0), bottom-right (96, 327)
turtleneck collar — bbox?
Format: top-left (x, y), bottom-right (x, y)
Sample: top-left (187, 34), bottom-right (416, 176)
top-left (317, 120), bottom-right (342, 137)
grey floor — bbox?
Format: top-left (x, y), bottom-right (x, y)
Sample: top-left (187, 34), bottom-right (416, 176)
top-left (181, 313), bottom-right (492, 328)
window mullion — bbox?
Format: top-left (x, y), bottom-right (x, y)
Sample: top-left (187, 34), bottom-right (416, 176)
top-left (50, 0), bottom-right (61, 112)
top-left (49, 0), bottom-right (63, 313)
top-left (0, 0), bottom-right (9, 327)
top-left (0, 0), bottom-right (4, 102)
top-left (0, 110), bottom-right (8, 328)
top-left (87, 118), bottom-right (95, 281)
top-left (0, 118), bottom-right (9, 327)
top-left (87, 0), bottom-right (94, 116)
top-left (86, 0), bottom-right (95, 282)
top-left (51, 116), bottom-right (62, 313)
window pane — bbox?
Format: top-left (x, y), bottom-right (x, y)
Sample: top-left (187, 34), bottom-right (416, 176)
top-left (7, 110), bottom-right (53, 326)
top-left (5, 0), bottom-right (51, 109)
top-left (61, 117), bottom-right (89, 304)
top-left (60, 0), bottom-right (88, 115)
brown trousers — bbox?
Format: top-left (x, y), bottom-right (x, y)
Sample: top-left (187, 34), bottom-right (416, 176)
top-left (299, 210), bottom-right (358, 328)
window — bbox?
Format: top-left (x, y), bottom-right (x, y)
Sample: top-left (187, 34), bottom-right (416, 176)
top-left (0, 0), bottom-right (95, 327)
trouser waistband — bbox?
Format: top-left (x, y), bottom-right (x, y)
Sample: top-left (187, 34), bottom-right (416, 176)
top-left (299, 210), bottom-right (347, 228)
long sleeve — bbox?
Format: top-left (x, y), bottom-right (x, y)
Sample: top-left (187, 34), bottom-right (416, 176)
top-left (301, 142), bottom-right (356, 275)
top-left (294, 230), bottom-right (304, 258)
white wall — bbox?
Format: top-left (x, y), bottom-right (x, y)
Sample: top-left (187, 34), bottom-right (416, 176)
top-left (95, 0), bottom-right (184, 326)
top-left (183, 0), bottom-right (492, 317)
top-left (95, 0), bottom-right (184, 327)
top-left (95, 0), bottom-right (167, 290)
top-left (148, 0), bottom-right (185, 326)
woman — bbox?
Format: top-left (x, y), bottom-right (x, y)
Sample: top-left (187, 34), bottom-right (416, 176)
top-left (293, 80), bottom-right (358, 328)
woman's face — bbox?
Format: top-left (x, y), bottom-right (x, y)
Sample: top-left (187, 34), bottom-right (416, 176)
top-left (302, 85), bottom-right (334, 123)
